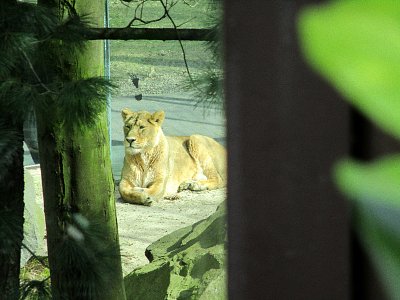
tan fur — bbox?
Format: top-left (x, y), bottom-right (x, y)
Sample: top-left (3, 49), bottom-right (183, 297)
top-left (119, 108), bottom-right (227, 206)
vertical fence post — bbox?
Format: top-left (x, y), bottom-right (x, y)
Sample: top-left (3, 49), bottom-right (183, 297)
top-left (104, 0), bottom-right (112, 157)
top-left (225, 1), bottom-right (350, 298)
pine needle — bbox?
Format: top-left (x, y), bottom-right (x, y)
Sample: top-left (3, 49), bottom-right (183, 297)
top-left (57, 77), bottom-right (115, 129)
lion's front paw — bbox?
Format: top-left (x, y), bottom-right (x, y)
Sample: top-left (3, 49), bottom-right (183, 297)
top-left (137, 194), bottom-right (153, 206)
top-left (142, 196), bottom-right (153, 206)
top-left (133, 187), bottom-right (154, 206)
top-left (178, 180), bottom-right (208, 192)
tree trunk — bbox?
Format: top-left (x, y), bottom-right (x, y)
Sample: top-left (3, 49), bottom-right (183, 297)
top-left (35, 1), bottom-right (126, 299)
top-left (0, 122), bottom-right (24, 300)
top-left (0, 0), bottom-right (25, 298)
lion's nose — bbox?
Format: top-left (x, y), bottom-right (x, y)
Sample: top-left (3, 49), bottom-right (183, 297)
top-left (126, 138), bottom-right (136, 145)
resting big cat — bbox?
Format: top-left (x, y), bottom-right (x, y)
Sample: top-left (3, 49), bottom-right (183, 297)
top-left (119, 108), bottom-right (227, 206)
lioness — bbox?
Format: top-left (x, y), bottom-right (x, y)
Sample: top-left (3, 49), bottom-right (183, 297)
top-left (119, 108), bottom-right (226, 205)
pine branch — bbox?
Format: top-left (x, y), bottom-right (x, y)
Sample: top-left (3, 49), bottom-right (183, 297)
top-left (57, 77), bottom-right (115, 129)
top-left (18, 47), bottom-right (55, 94)
top-left (60, 0), bottom-right (78, 17)
top-left (50, 214), bottom-right (123, 299)
top-left (20, 278), bottom-right (51, 300)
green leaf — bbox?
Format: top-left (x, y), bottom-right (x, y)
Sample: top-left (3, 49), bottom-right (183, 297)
top-left (356, 209), bottom-right (400, 300)
top-left (336, 156), bottom-right (400, 238)
top-left (335, 156), bottom-right (400, 299)
top-left (335, 156), bottom-right (400, 208)
top-left (298, 0), bottom-right (400, 140)
top-left (299, 2), bottom-right (400, 297)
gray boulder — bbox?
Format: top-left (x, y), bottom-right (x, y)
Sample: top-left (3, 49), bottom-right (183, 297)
top-left (124, 203), bottom-right (227, 300)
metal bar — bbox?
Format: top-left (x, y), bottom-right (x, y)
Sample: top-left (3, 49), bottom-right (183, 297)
top-left (104, 0), bottom-right (112, 157)
top-left (85, 27), bottom-right (214, 41)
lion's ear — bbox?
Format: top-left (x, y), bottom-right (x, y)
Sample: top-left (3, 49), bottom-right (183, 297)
top-left (121, 108), bottom-right (133, 120)
top-left (149, 111), bottom-right (165, 126)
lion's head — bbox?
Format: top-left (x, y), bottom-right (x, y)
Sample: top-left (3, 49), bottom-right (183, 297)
top-left (121, 108), bottom-right (165, 155)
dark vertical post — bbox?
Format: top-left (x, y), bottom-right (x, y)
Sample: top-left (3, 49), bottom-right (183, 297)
top-left (225, 1), bottom-right (350, 299)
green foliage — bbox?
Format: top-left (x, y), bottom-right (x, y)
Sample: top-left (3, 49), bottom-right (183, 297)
top-left (184, 67), bottom-right (224, 111)
top-left (0, 80), bottom-right (38, 119)
top-left (3, 2), bottom-right (58, 37)
top-left (335, 156), bottom-right (400, 208)
top-left (0, 123), bottom-right (23, 180)
top-left (19, 213), bottom-right (124, 300)
top-left (354, 208), bottom-right (400, 299)
top-left (0, 2), bottom-right (58, 79)
top-left (334, 156), bottom-right (400, 298)
top-left (0, 33), bottom-right (35, 78)
top-left (20, 279), bottom-right (51, 300)
top-left (299, 0), bottom-right (400, 298)
top-left (0, 1), bottom-right (113, 127)
top-left (54, 14), bottom-right (96, 48)
top-left (50, 213), bottom-right (122, 299)
top-left (57, 77), bottom-right (115, 129)
top-left (0, 209), bottom-right (24, 255)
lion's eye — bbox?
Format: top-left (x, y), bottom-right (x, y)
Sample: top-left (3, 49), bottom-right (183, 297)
top-left (139, 125), bottom-right (145, 130)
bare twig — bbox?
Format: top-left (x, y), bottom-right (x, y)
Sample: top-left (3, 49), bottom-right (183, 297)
top-left (135, 0), bottom-right (146, 19)
top-left (122, 0), bottom-right (207, 94)
top-left (126, 13), bottom-right (167, 27)
top-left (182, 0), bottom-right (199, 7)
top-left (159, 0), bottom-right (199, 88)
top-left (176, 16), bottom-right (196, 28)
top-left (125, 0), bottom-right (169, 28)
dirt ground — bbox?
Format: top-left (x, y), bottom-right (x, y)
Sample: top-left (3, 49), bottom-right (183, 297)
top-left (25, 165), bottom-right (225, 276)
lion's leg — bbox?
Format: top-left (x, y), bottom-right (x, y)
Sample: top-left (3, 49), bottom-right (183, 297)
top-left (144, 176), bottom-right (166, 200)
top-left (178, 136), bottom-right (225, 192)
top-left (119, 179), bottom-right (153, 206)
top-left (178, 166), bottom-right (224, 191)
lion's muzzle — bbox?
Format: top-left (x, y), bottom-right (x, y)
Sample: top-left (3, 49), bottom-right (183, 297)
top-left (126, 137), bottom-right (136, 146)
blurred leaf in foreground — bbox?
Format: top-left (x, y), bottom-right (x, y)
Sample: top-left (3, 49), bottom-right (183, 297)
top-left (335, 156), bottom-right (400, 209)
top-left (299, 1), bottom-right (400, 299)
top-left (356, 209), bottom-right (400, 300)
top-left (298, 0), bottom-right (400, 140)
top-left (335, 156), bottom-right (400, 299)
